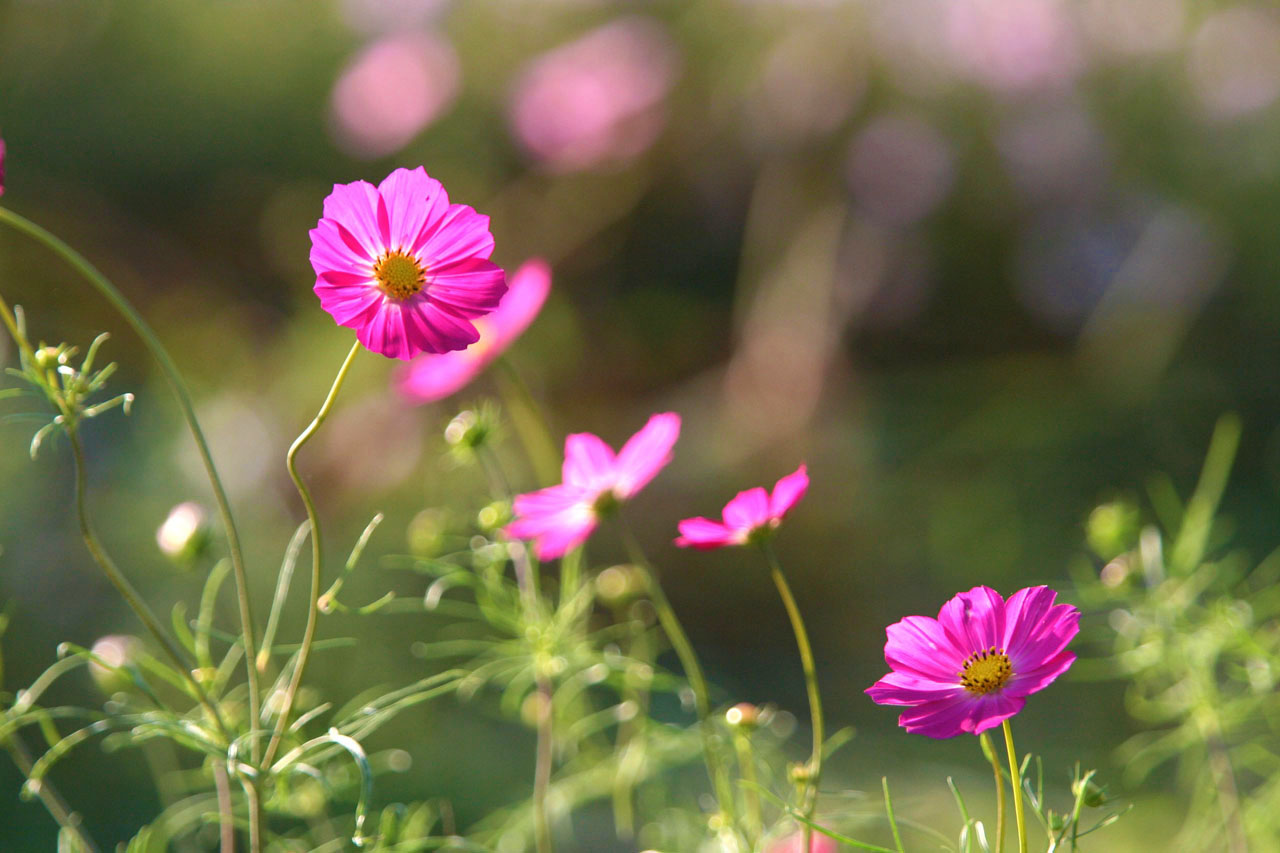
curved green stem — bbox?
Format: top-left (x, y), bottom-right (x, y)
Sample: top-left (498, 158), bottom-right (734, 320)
top-left (67, 428), bottom-right (230, 742)
top-left (980, 732), bottom-right (1006, 852)
top-left (0, 208), bottom-right (263, 764)
top-left (1002, 720), bottom-right (1027, 853)
top-left (762, 543), bottom-right (824, 850)
top-left (261, 340), bottom-right (361, 769)
top-left (616, 520), bottom-right (736, 826)
top-left (4, 735), bottom-right (100, 853)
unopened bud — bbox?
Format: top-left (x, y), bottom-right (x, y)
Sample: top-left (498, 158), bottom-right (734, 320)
top-left (156, 502), bottom-right (210, 565)
top-left (88, 635), bottom-right (142, 693)
top-left (725, 702), bottom-right (760, 729)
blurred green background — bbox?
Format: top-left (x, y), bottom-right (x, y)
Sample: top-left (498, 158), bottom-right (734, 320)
top-left (3, 0), bottom-right (1279, 848)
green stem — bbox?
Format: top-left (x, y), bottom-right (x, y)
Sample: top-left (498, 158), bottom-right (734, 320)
top-left (0, 208), bottom-right (264, 771)
top-left (616, 520), bottom-right (736, 826)
top-left (3, 735), bottom-right (100, 853)
top-left (494, 356), bottom-right (560, 486)
top-left (762, 543), bottom-right (824, 849)
top-left (731, 727), bottom-right (763, 847)
top-left (1002, 720), bottom-right (1027, 853)
top-left (532, 673), bottom-right (554, 853)
top-left (980, 732), bottom-right (1006, 853)
top-left (67, 428), bottom-right (230, 742)
top-left (261, 340), bottom-right (360, 769)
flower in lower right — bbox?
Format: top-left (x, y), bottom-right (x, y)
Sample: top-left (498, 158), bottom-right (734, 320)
top-left (866, 585), bottom-right (1079, 738)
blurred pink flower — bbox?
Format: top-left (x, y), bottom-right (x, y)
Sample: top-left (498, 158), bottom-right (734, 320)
top-left (506, 413), bottom-right (681, 560)
top-left (767, 831), bottom-right (839, 853)
top-left (330, 31), bottom-right (460, 159)
top-left (1189, 8), bottom-right (1280, 121)
top-left (675, 464), bottom-right (808, 549)
top-left (509, 17), bottom-right (679, 173)
top-left (867, 586), bottom-right (1079, 739)
top-left (309, 166), bottom-right (506, 360)
top-left (397, 258), bottom-right (551, 402)
top-left (946, 0), bottom-right (1081, 95)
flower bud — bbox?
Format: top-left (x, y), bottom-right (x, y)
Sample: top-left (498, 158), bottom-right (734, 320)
top-left (725, 702), bottom-right (760, 729)
top-left (156, 502), bottom-right (211, 566)
top-left (88, 635), bottom-right (142, 694)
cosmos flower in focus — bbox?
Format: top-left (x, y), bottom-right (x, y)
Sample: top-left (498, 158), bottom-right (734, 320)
top-left (309, 167), bottom-right (506, 360)
top-left (505, 413), bottom-right (680, 560)
top-left (866, 585), bottom-right (1079, 738)
top-left (675, 464), bottom-right (808, 549)
top-left (397, 258), bottom-right (551, 402)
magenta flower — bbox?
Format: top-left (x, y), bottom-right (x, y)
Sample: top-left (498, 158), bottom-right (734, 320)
top-left (309, 166), bottom-right (506, 360)
top-left (396, 258), bottom-right (551, 403)
top-left (866, 585), bottom-right (1079, 738)
top-left (674, 464), bottom-right (808, 550)
top-left (505, 413), bottom-right (680, 560)
top-left (768, 832), bottom-right (838, 853)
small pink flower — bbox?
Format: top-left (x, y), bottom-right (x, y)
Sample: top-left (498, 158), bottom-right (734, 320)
top-left (309, 166), bottom-right (506, 360)
top-left (505, 413), bottom-right (680, 560)
top-left (675, 464), bottom-right (808, 549)
top-left (866, 585), bottom-right (1079, 739)
top-left (767, 831), bottom-right (838, 853)
top-left (396, 258), bottom-right (551, 402)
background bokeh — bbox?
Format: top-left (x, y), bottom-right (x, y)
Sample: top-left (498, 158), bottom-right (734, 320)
top-left (3, 0), bottom-right (1279, 848)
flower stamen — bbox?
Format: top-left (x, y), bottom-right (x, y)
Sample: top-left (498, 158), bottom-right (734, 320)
top-left (374, 250), bottom-right (426, 300)
top-left (959, 646), bottom-right (1013, 695)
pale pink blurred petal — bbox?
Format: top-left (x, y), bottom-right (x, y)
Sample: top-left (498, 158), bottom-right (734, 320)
top-left (768, 464), bottom-right (810, 518)
top-left (722, 487), bottom-right (771, 531)
top-left (674, 517), bottom-right (743, 549)
top-left (331, 31), bottom-right (460, 159)
top-left (508, 17), bottom-right (679, 172)
top-left (614, 411), bottom-right (680, 497)
top-left (563, 432), bottom-right (618, 489)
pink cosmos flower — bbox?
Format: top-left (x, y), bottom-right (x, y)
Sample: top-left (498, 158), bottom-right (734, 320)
top-left (674, 464), bottom-right (809, 549)
top-left (309, 166), bottom-right (506, 360)
top-left (866, 585), bottom-right (1079, 739)
top-left (505, 413), bottom-right (680, 560)
top-left (396, 257), bottom-right (551, 402)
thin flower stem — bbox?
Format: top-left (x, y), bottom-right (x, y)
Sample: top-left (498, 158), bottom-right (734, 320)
top-left (980, 732), bottom-right (1006, 853)
top-left (262, 340), bottom-right (361, 770)
top-left (1002, 720), bottom-right (1027, 853)
top-left (67, 428), bottom-right (230, 742)
top-left (882, 777), bottom-right (905, 853)
top-left (3, 735), bottom-right (100, 853)
top-left (213, 760), bottom-right (236, 853)
top-left (494, 355), bottom-right (560, 486)
top-left (616, 520), bottom-right (737, 826)
top-left (761, 543), bottom-right (825, 849)
top-left (731, 727), bottom-right (763, 847)
top-left (0, 210), bottom-right (264, 768)
top-left (532, 673), bottom-right (555, 853)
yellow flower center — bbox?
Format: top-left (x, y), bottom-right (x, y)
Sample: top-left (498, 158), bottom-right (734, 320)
top-left (959, 647), bottom-right (1013, 695)
top-left (374, 250), bottom-right (426, 300)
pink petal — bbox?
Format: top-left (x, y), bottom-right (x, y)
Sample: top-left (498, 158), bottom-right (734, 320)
top-left (865, 670), bottom-right (964, 705)
top-left (427, 258), bottom-right (508, 319)
top-left (895, 690), bottom-right (1024, 739)
top-left (356, 301), bottom-right (415, 360)
top-left (674, 517), bottom-right (743, 549)
top-left (310, 220), bottom-right (375, 279)
top-left (401, 298), bottom-right (481, 354)
top-left (487, 258), bottom-right (552, 349)
top-left (396, 346), bottom-right (488, 403)
top-left (314, 280), bottom-right (384, 326)
top-left (937, 586), bottom-right (1006, 655)
top-left (1007, 650), bottom-right (1075, 697)
top-left (562, 432), bottom-right (618, 490)
top-left (768, 464), bottom-right (809, 519)
top-left (614, 412), bottom-right (680, 498)
top-left (722, 487), bottom-right (771, 531)
top-left (322, 179), bottom-right (385, 259)
top-left (377, 166), bottom-right (450, 252)
top-left (416, 203), bottom-right (496, 265)
top-left (506, 484), bottom-right (598, 560)
top-left (883, 615), bottom-right (966, 681)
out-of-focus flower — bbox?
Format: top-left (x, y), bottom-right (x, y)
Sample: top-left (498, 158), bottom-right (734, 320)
top-left (508, 17), bottom-right (679, 173)
top-left (945, 0), bottom-right (1081, 95)
top-left (156, 501), bottom-right (210, 564)
top-left (505, 413), bottom-right (680, 560)
top-left (330, 31), bottom-right (460, 159)
top-left (867, 586), bottom-right (1079, 738)
top-left (397, 258), bottom-right (551, 402)
top-left (338, 0), bottom-right (448, 37)
top-left (1081, 0), bottom-right (1184, 59)
top-left (675, 464), bottom-right (808, 549)
top-left (309, 167), bottom-right (506, 360)
top-left (89, 634), bottom-right (142, 693)
top-left (847, 115), bottom-right (953, 226)
top-left (767, 831), bottom-right (838, 853)
top-left (1188, 7), bottom-right (1280, 121)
